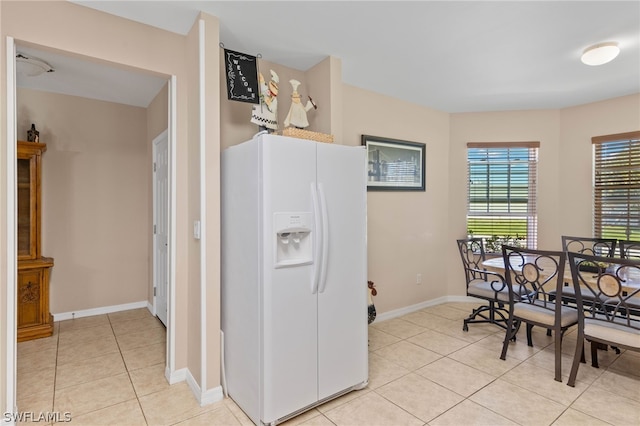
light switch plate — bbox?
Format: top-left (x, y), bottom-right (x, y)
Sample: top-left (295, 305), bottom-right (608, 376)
top-left (193, 220), bottom-right (201, 240)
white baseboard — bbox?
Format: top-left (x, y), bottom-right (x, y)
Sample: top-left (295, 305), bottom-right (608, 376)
top-left (201, 386), bottom-right (224, 406)
top-left (53, 300), bottom-right (150, 321)
top-left (446, 295), bottom-right (481, 304)
top-left (374, 295), bottom-right (479, 323)
top-left (167, 366), bottom-right (187, 384)
top-left (185, 369), bottom-right (224, 406)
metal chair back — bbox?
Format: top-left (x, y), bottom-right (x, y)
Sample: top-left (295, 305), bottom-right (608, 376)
top-left (566, 251), bottom-right (640, 386)
top-left (561, 235), bottom-right (616, 257)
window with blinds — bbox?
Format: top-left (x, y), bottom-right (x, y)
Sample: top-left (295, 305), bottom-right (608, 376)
top-left (467, 142), bottom-right (539, 252)
top-left (592, 131), bottom-right (640, 241)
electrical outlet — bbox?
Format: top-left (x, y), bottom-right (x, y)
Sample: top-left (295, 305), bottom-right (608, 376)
top-left (416, 273), bottom-right (422, 284)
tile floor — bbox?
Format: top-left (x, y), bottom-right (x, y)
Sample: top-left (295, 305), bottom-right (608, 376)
top-left (15, 302), bottom-right (640, 425)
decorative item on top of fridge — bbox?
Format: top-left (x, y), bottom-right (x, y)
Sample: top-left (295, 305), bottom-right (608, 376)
top-left (284, 79), bottom-right (317, 129)
top-left (222, 46), bottom-right (260, 105)
top-left (250, 69), bottom-right (279, 133)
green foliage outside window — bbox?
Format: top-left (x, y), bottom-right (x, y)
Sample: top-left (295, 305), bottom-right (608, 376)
top-left (467, 230), bottom-right (525, 253)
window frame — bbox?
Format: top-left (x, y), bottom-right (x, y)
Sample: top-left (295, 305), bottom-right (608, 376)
top-left (592, 131), bottom-right (640, 241)
top-left (466, 142), bottom-right (539, 252)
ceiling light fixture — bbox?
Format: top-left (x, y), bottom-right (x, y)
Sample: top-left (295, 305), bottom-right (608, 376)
top-left (16, 53), bottom-right (55, 77)
top-left (581, 42), bottom-right (620, 66)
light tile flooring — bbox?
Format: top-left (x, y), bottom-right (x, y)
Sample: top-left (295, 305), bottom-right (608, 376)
top-left (15, 302), bottom-right (640, 425)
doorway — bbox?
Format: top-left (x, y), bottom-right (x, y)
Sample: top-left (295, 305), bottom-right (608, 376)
top-left (5, 38), bottom-right (177, 413)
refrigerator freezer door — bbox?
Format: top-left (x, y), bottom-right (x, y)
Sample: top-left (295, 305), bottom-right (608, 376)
top-left (221, 139), bottom-right (262, 424)
top-left (316, 143), bottom-right (369, 400)
top-left (261, 136), bottom-right (319, 423)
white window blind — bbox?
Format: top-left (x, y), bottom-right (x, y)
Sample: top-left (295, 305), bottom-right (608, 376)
top-left (467, 142), bottom-right (539, 251)
top-left (592, 131), bottom-right (640, 240)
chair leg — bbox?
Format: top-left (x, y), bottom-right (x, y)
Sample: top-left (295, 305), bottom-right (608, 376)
top-left (500, 323), bottom-right (512, 361)
top-left (554, 330), bottom-right (562, 382)
top-left (463, 300), bottom-right (509, 332)
top-left (526, 323), bottom-right (534, 347)
top-left (500, 315), bottom-right (517, 361)
top-left (567, 335), bottom-right (584, 387)
top-left (510, 320), bottom-right (520, 342)
top-left (591, 342), bottom-right (599, 368)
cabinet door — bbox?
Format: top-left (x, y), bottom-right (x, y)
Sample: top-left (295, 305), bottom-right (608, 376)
top-left (17, 269), bottom-right (44, 328)
top-left (17, 154), bottom-right (38, 260)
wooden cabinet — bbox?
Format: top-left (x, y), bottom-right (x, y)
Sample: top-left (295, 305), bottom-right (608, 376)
top-left (17, 141), bottom-right (54, 341)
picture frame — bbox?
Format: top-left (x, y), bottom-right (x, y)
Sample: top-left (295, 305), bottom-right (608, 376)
top-left (361, 135), bottom-right (426, 191)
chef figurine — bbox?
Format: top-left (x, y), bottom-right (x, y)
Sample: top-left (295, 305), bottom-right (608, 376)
top-left (284, 79), bottom-right (317, 129)
top-left (251, 69), bottom-right (279, 132)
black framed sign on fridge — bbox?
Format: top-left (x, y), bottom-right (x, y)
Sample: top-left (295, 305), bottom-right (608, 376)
top-left (362, 135), bottom-right (426, 191)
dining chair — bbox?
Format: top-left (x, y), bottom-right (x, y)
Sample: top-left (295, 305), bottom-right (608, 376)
top-left (618, 241), bottom-right (640, 315)
top-left (500, 245), bottom-right (579, 382)
top-left (555, 236), bottom-right (618, 306)
top-left (456, 238), bottom-right (511, 332)
top-left (619, 239), bottom-right (640, 259)
top-left (561, 236), bottom-right (617, 257)
top-left (566, 252), bottom-right (640, 387)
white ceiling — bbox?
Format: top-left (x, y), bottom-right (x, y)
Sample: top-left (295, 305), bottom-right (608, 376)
top-left (15, 44), bottom-right (167, 108)
top-left (17, 1), bottom-right (640, 112)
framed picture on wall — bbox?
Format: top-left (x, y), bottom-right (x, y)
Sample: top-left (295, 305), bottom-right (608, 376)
top-left (362, 135), bottom-right (426, 191)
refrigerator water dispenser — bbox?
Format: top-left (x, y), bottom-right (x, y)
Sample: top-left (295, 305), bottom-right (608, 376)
top-left (274, 212), bottom-right (312, 267)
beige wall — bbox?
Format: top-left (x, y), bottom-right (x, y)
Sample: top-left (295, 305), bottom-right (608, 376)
top-left (17, 88), bottom-right (149, 313)
top-left (202, 12), bottom-right (223, 391)
top-left (558, 94), bottom-right (640, 236)
top-left (342, 85), bottom-right (451, 314)
top-left (186, 14), bottom-right (203, 391)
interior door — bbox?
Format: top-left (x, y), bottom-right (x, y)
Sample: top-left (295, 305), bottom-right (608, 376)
top-left (153, 130), bottom-right (169, 326)
top-left (316, 143), bottom-right (369, 399)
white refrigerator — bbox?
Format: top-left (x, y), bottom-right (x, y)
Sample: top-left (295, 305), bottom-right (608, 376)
top-left (221, 134), bottom-right (368, 425)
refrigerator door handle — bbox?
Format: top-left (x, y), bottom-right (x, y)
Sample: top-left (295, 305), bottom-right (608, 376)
top-left (318, 183), bottom-right (330, 293)
top-left (311, 182), bottom-right (322, 294)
